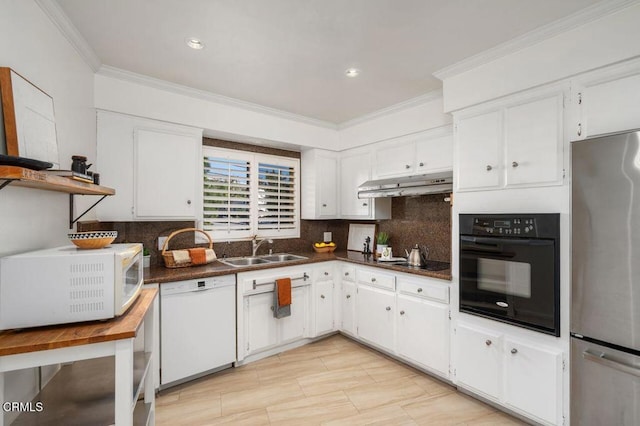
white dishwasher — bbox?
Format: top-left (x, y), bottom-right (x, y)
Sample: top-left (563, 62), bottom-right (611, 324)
top-left (160, 274), bottom-right (236, 387)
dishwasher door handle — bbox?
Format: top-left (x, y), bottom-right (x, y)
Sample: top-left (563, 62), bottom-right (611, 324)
top-left (583, 350), bottom-right (640, 378)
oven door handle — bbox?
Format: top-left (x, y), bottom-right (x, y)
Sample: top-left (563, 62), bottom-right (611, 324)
top-left (460, 236), bottom-right (548, 246)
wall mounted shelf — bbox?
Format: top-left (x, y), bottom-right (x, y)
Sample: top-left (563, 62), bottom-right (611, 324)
top-left (0, 166), bottom-right (115, 228)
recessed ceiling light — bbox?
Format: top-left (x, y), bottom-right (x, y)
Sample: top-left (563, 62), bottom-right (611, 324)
top-left (345, 68), bottom-right (360, 78)
top-left (186, 38), bottom-right (205, 50)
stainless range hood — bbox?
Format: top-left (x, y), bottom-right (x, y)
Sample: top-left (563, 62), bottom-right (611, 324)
top-left (358, 171), bottom-right (453, 198)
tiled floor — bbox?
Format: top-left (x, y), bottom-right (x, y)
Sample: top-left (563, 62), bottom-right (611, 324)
top-left (156, 334), bottom-right (526, 425)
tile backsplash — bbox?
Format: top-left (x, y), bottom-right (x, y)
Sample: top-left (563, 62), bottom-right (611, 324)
top-left (79, 193), bottom-right (450, 266)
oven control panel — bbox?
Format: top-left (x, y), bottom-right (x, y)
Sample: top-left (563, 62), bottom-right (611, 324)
top-left (471, 217), bottom-right (536, 236)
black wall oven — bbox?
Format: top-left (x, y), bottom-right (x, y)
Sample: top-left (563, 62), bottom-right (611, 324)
top-left (459, 213), bottom-right (560, 336)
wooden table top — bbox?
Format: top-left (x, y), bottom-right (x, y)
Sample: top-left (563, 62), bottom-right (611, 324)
top-left (0, 288), bottom-right (157, 357)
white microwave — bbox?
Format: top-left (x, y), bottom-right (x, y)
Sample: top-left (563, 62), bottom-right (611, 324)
top-left (0, 243), bottom-right (143, 330)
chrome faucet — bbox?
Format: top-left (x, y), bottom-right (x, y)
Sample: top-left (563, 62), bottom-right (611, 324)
top-left (252, 236), bottom-right (273, 256)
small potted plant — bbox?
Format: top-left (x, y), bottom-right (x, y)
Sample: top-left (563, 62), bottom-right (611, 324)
top-left (375, 231), bottom-right (390, 257)
top-left (143, 247), bottom-right (151, 268)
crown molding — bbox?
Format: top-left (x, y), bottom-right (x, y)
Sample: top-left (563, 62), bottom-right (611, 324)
top-left (338, 89), bottom-right (443, 130)
top-left (97, 65), bottom-right (338, 130)
top-left (36, 0), bottom-right (101, 71)
top-left (434, 0), bottom-right (638, 81)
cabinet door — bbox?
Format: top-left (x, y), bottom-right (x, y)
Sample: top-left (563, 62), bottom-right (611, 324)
top-left (397, 295), bottom-right (449, 376)
top-left (318, 154), bottom-right (338, 217)
top-left (279, 286), bottom-right (307, 343)
top-left (356, 285), bottom-right (395, 351)
top-left (415, 133), bottom-right (453, 173)
top-left (340, 151), bottom-right (372, 217)
top-left (455, 322), bottom-right (502, 400)
top-left (456, 111), bottom-right (502, 191)
top-left (341, 281), bottom-right (356, 335)
top-left (504, 338), bottom-right (562, 425)
top-left (374, 142), bottom-right (415, 178)
top-left (246, 292), bottom-right (278, 355)
top-left (578, 72), bottom-right (640, 139)
top-left (315, 279), bottom-right (334, 336)
top-left (135, 128), bottom-right (200, 218)
top-left (504, 94), bottom-right (563, 187)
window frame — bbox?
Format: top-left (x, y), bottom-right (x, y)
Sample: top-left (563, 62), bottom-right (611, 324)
top-left (201, 146), bottom-right (300, 241)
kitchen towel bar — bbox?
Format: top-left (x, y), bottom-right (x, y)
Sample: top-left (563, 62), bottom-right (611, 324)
top-left (253, 273), bottom-right (309, 290)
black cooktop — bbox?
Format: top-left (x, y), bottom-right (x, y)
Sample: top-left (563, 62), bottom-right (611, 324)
top-left (377, 259), bottom-right (450, 272)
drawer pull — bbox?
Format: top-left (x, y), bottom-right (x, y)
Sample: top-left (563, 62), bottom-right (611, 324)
top-left (385, 306), bottom-right (391, 311)
top-left (485, 339), bottom-right (492, 346)
top-left (321, 294), bottom-right (325, 299)
top-left (324, 271), bottom-right (329, 276)
top-left (346, 294), bottom-right (351, 299)
top-left (511, 348), bottom-right (518, 354)
top-left (270, 306), bottom-right (274, 311)
top-left (400, 310), bottom-right (405, 315)
top-left (417, 288), bottom-right (423, 293)
top-left (344, 272), bottom-right (349, 276)
top-left (371, 277), bottom-right (376, 282)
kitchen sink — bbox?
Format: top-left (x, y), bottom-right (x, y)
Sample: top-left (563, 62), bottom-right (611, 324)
top-left (220, 257), bottom-right (271, 267)
top-left (260, 254), bottom-right (307, 262)
top-left (219, 253), bottom-right (308, 268)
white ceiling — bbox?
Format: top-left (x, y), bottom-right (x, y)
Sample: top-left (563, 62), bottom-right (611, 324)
top-left (56, 0), bottom-right (601, 124)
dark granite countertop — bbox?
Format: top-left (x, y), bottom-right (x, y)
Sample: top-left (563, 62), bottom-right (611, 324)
top-left (144, 251), bottom-right (451, 284)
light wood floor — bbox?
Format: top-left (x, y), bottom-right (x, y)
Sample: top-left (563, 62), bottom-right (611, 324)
top-left (156, 334), bottom-right (527, 425)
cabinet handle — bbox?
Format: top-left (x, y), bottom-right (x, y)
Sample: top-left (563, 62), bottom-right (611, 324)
top-left (187, 199), bottom-right (192, 205)
top-left (371, 277), bottom-right (376, 282)
top-left (577, 123), bottom-right (582, 137)
top-left (344, 272), bottom-right (349, 276)
top-left (486, 165), bottom-right (492, 171)
top-left (578, 92), bottom-right (582, 105)
top-left (324, 271), bottom-right (329, 276)
top-left (512, 161), bottom-right (519, 168)
top-left (346, 294), bottom-right (351, 299)
top-left (270, 306), bottom-right (274, 311)
top-left (322, 203), bottom-right (327, 207)
top-left (485, 339), bottom-right (492, 346)
top-left (400, 310), bottom-right (405, 315)
top-left (362, 202), bottom-right (368, 207)
top-left (405, 164), bottom-right (411, 169)
top-left (321, 294), bottom-right (325, 299)
top-left (511, 348), bottom-right (518, 354)
top-left (417, 288), bottom-right (423, 293)
top-left (385, 306), bottom-right (391, 311)
top-left (419, 162), bottom-right (424, 167)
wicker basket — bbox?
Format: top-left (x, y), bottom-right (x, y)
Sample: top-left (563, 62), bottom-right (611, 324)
top-left (162, 228), bottom-right (214, 268)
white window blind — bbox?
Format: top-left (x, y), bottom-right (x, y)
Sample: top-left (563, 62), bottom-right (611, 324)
top-left (203, 151), bottom-right (252, 238)
top-left (257, 161), bottom-right (297, 233)
top-left (202, 147), bottom-right (299, 240)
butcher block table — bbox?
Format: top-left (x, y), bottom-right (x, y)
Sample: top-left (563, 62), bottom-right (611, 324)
top-left (0, 288), bottom-right (157, 426)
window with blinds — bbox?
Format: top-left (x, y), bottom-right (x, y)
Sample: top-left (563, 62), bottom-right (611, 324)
top-left (202, 147), bottom-right (299, 240)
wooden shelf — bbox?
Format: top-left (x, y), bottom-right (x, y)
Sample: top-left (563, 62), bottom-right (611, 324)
top-left (0, 166), bottom-right (115, 195)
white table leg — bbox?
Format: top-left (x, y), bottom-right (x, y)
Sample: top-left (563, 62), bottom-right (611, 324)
top-left (115, 339), bottom-right (134, 426)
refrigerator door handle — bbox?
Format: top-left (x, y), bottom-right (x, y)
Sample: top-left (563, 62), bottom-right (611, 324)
top-left (583, 350), bottom-right (640, 378)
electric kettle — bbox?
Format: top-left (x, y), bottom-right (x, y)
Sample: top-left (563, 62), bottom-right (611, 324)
top-left (405, 244), bottom-right (429, 267)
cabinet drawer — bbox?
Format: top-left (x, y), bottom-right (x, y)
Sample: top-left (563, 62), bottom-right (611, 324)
top-left (341, 265), bottom-right (356, 282)
top-left (397, 279), bottom-right (449, 304)
top-left (357, 269), bottom-right (395, 291)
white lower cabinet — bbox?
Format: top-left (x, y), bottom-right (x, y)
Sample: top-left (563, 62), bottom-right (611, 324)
top-left (314, 278), bottom-right (335, 336)
top-left (455, 321), bottom-right (563, 425)
top-left (340, 280), bottom-right (356, 336)
top-left (356, 284), bottom-right (395, 352)
top-left (397, 295), bottom-right (449, 377)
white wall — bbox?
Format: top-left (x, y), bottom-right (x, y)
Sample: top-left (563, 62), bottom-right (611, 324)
top-left (0, 1), bottom-right (96, 422)
top-left (337, 92), bottom-right (452, 149)
top-left (441, 2), bottom-right (640, 112)
top-left (94, 72), bottom-right (340, 151)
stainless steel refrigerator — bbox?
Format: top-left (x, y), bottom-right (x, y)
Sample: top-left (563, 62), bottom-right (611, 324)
top-left (571, 130), bottom-right (640, 425)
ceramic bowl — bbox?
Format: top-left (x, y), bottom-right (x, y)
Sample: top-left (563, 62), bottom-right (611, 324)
top-left (68, 231), bottom-right (118, 249)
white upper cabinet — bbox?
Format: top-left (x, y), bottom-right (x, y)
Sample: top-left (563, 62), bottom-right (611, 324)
top-left (572, 59), bottom-right (640, 140)
top-left (340, 147), bottom-right (391, 220)
top-left (301, 149), bottom-right (338, 219)
top-left (373, 127), bottom-right (453, 179)
top-left (96, 111), bottom-right (203, 221)
top-left (455, 85), bottom-right (565, 192)
top-left (134, 128), bottom-right (200, 219)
